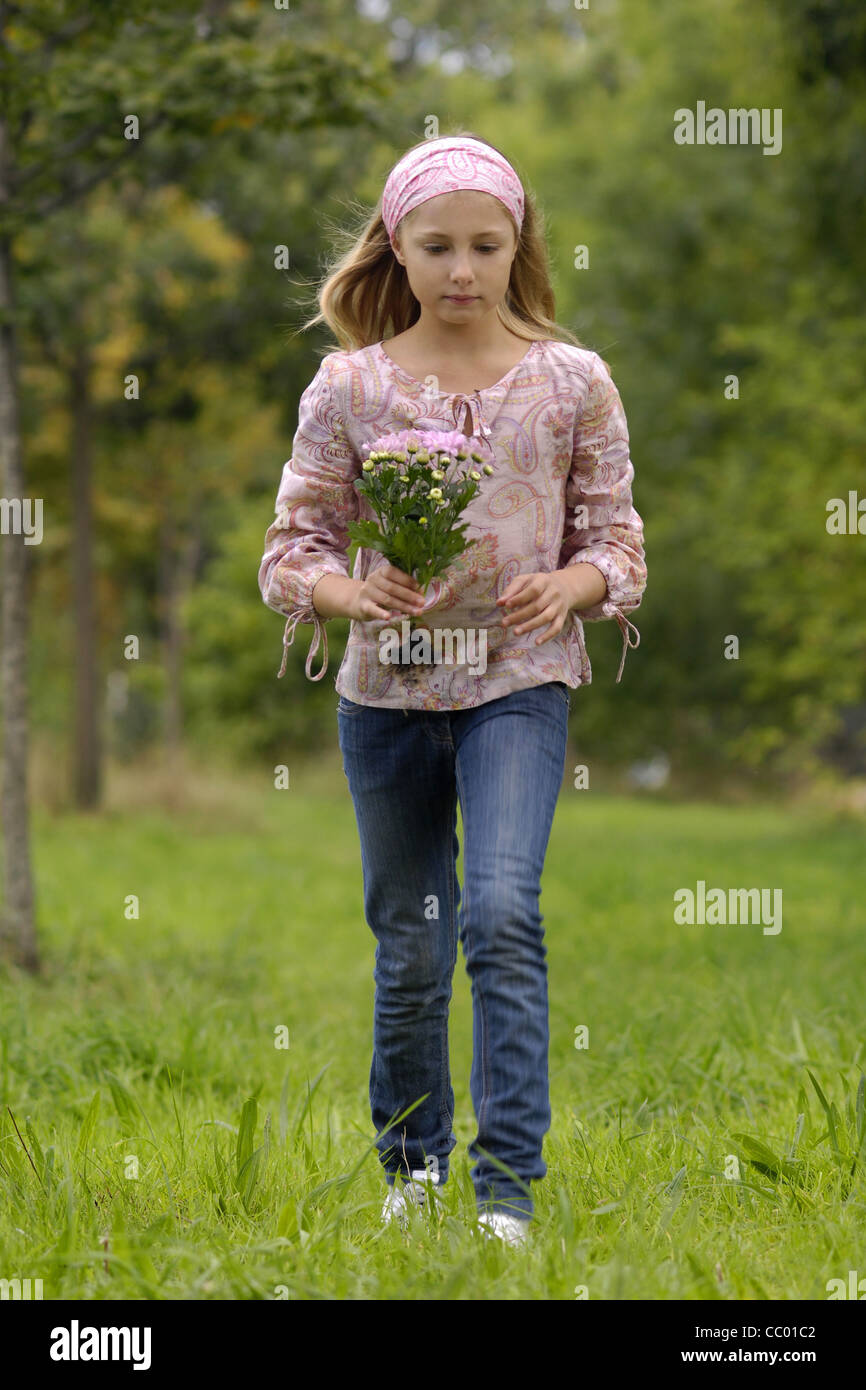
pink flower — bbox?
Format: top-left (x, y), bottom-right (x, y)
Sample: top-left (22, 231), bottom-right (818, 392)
top-left (361, 428), bottom-right (479, 460)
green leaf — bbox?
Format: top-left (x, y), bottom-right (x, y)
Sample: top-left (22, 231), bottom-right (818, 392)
top-left (235, 1097), bottom-right (257, 1189)
top-left (730, 1132), bottom-right (783, 1177)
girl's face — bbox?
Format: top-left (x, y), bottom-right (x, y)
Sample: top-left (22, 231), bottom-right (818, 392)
top-left (391, 190), bottom-right (518, 325)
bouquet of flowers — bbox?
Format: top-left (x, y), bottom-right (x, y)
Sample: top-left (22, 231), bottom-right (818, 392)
top-left (347, 429), bottom-right (494, 639)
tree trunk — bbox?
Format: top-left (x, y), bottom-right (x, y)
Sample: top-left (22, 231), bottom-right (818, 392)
top-left (161, 510), bottom-right (202, 756)
top-left (0, 215), bottom-right (39, 970)
top-left (159, 503), bottom-right (179, 756)
top-left (69, 343), bottom-right (101, 807)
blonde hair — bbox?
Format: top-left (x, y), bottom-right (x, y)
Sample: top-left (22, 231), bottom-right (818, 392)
top-left (292, 129), bottom-right (586, 357)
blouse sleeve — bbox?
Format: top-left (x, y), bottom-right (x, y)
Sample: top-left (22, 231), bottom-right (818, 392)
top-left (558, 351), bottom-right (647, 682)
top-left (257, 353), bottom-right (359, 681)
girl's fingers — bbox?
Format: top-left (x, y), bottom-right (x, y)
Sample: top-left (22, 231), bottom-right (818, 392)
top-left (390, 593), bottom-right (424, 611)
top-left (375, 589), bottom-right (423, 613)
top-left (520, 609), bottom-right (559, 642)
top-left (502, 586), bottom-right (547, 624)
top-left (499, 576), bottom-right (531, 605)
top-left (388, 567), bottom-right (421, 591)
top-left (372, 577), bottom-right (421, 605)
top-left (506, 604), bottom-right (541, 629)
top-left (515, 604), bottom-right (559, 635)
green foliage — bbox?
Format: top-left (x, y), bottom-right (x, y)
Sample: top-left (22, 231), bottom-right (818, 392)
top-left (13, 0), bottom-right (866, 780)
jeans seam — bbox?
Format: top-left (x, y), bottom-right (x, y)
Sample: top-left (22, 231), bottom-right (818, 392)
top-left (454, 754), bottom-right (492, 1176)
top-left (439, 780), bottom-right (459, 1134)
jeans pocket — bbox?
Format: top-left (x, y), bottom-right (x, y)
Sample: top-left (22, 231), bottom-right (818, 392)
top-left (336, 695), bottom-right (363, 716)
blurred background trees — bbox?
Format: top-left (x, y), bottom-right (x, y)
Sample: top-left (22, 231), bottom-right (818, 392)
top-left (5, 0), bottom-right (865, 817)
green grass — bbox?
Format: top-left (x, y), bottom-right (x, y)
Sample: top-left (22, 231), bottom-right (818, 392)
top-left (1, 750), bottom-right (864, 1300)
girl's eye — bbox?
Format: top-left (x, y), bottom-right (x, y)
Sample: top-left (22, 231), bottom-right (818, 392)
top-left (424, 245), bottom-right (499, 254)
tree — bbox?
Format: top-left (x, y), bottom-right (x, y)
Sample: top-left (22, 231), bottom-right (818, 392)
top-left (0, 0), bottom-right (389, 969)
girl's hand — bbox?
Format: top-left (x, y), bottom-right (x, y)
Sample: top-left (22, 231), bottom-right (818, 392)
top-left (497, 571), bottom-right (572, 645)
top-left (353, 563), bottom-right (426, 622)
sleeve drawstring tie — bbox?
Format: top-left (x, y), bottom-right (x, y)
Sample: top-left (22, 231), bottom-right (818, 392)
top-left (612, 608), bottom-right (641, 683)
top-left (277, 609), bottom-right (329, 681)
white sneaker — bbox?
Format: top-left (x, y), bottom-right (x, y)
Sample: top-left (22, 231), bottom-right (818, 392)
top-left (476, 1212), bottom-right (531, 1246)
top-left (381, 1166), bottom-right (441, 1229)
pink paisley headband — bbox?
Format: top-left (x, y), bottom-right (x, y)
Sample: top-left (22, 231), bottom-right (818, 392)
top-left (381, 136), bottom-right (525, 249)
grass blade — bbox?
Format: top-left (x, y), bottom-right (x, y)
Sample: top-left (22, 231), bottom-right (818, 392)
top-left (806, 1069), bottom-right (841, 1156)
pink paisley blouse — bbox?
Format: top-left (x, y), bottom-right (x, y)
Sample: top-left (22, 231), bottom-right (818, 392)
top-left (257, 336), bottom-right (647, 710)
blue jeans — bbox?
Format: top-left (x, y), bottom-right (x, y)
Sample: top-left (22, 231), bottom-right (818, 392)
top-left (337, 679), bottom-right (570, 1219)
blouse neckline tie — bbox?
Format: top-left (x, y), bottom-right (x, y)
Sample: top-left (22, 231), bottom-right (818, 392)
top-left (451, 391), bottom-right (494, 458)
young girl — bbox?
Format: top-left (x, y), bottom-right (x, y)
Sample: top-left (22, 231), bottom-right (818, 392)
top-left (258, 132), bottom-right (646, 1246)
